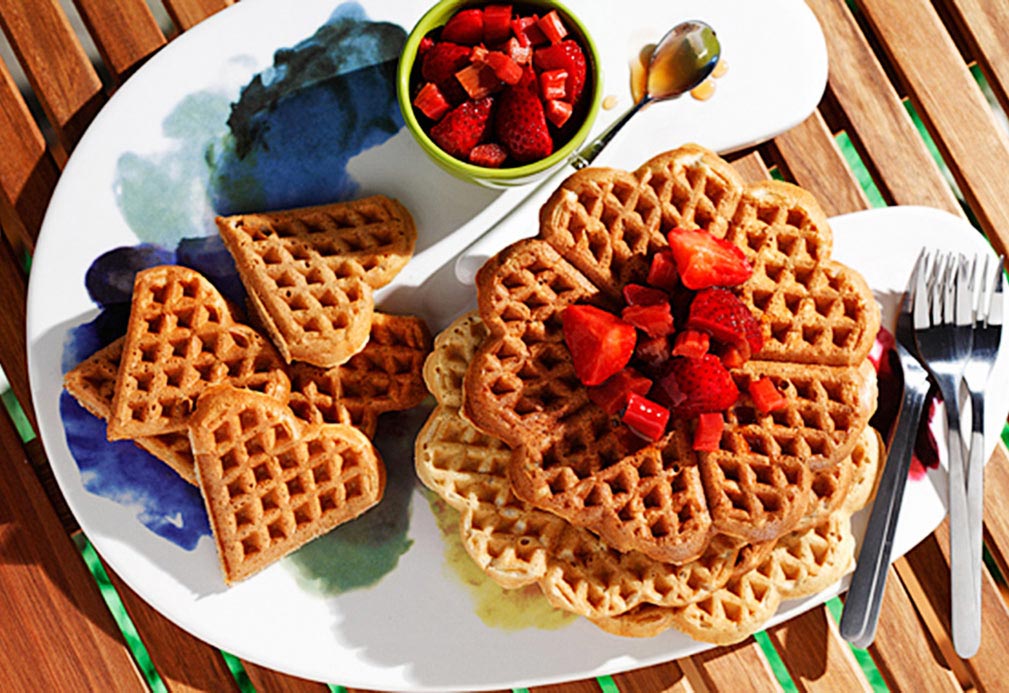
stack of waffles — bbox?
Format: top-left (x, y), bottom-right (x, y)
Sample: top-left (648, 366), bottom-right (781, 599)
top-left (416, 145), bottom-right (884, 643)
top-left (64, 195), bottom-right (431, 584)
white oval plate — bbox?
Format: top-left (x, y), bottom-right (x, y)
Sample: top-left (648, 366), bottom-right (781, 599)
top-left (25, 2), bottom-right (994, 691)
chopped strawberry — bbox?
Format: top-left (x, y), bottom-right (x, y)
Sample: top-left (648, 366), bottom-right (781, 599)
top-left (421, 42), bottom-right (472, 104)
top-left (505, 37), bottom-right (532, 65)
top-left (588, 368), bottom-right (652, 415)
top-left (672, 329), bottom-right (710, 358)
top-left (545, 99), bottom-right (573, 128)
top-left (562, 304), bottom-right (637, 386)
top-left (623, 283), bottom-right (668, 307)
top-left (441, 8), bottom-right (484, 45)
top-left (429, 97), bottom-right (494, 160)
top-left (469, 142), bottom-right (508, 167)
top-left (622, 393), bottom-right (670, 442)
top-left (483, 4), bottom-right (513, 43)
top-left (646, 248), bottom-right (679, 291)
top-left (667, 227), bottom-right (753, 290)
top-left (419, 36), bottom-right (435, 54)
top-left (540, 68), bottom-right (568, 100)
top-left (537, 10), bottom-right (569, 44)
top-left (495, 82), bottom-right (553, 162)
top-left (748, 376), bottom-right (787, 414)
top-left (455, 62), bottom-right (501, 99)
top-left (413, 82), bottom-right (451, 121)
top-left (469, 44), bottom-right (489, 63)
top-left (485, 51), bottom-right (523, 85)
top-left (693, 412), bottom-right (724, 451)
top-left (656, 354), bottom-right (739, 417)
top-left (686, 287), bottom-right (764, 360)
top-left (512, 16), bottom-right (548, 46)
top-left (533, 40), bottom-right (587, 104)
top-left (622, 302), bottom-right (673, 338)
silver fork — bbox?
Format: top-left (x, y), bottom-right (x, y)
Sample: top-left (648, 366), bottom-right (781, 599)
top-left (913, 251), bottom-right (976, 658)
top-left (840, 250), bottom-right (932, 648)
top-left (956, 255), bottom-right (1005, 657)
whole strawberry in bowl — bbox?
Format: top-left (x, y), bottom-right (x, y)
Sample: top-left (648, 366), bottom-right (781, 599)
top-left (397, 0), bottom-right (601, 187)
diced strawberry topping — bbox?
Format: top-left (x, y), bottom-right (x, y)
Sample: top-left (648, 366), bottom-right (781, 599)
top-left (483, 4), bottom-right (513, 43)
top-left (413, 82), bottom-right (451, 121)
top-left (656, 354), bottom-right (739, 417)
top-left (429, 97), bottom-right (494, 160)
top-left (421, 42), bottom-right (472, 104)
top-left (455, 62), bottom-right (501, 99)
top-left (441, 8), bottom-right (484, 45)
top-left (622, 302), bottom-right (674, 338)
top-left (537, 10), bottom-right (569, 44)
top-left (512, 16), bottom-right (548, 46)
top-left (748, 376), bottom-right (787, 414)
top-left (685, 287), bottom-right (764, 360)
top-left (692, 412), bottom-right (724, 451)
top-left (485, 51), bottom-right (523, 85)
top-left (419, 36), bottom-right (435, 54)
top-left (562, 304), bottom-right (637, 386)
top-left (545, 99), bottom-right (573, 128)
top-left (672, 329), bottom-right (710, 358)
top-left (667, 227), bottom-right (752, 290)
top-left (646, 248), bottom-right (679, 291)
top-left (505, 37), bottom-right (532, 65)
top-left (496, 82), bottom-right (553, 162)
top-left (469, 142), bottom-right (508, 168)
top-left (622, 393), bottom-right (670, 442)
top-left (540, 69), bottom-right (568, 100)
top-left (533, 40), bottom-right (587, 104)
top-left (623, 283), bottom-right (668, 307)
top-left (588, 368), bottom-right (652, 415)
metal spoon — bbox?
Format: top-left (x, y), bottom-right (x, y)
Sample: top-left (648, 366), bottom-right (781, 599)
top-left (455, 20), bottom-right (721, 285)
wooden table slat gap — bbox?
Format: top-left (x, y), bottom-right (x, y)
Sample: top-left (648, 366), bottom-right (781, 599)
top-left (72, 0), bottom-right (167, 83)
top-left (936, 0), bottom-right (1009, 122)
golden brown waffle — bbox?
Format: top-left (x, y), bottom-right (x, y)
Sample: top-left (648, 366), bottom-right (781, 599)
top-left (107, 265), bottom-right (290, 442)
top-left (189, 385), bottom-right (385, 584)
top-left (63, 337), bottom-right (197, 485)
top-left (287, 313), bottom-right (431, 437)
top-left (216, 195), bottom-right (417, 368)
top-left (464, 144), bottom-right (880, 564)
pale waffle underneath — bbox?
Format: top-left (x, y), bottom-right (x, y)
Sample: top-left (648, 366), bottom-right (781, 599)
top-left (190, 385), bottom-right (385, 584)
top-left (465, 144), bottom-right (880, 564)
top-left (216, 195), bottom-right (417, 368)
top-left (63, 337), bottom-right (197, 485)
top-left (417, 313), bottom-right (880, 640)
top-left (287, 312), bottom-right (432, 437)
top-left (107, 265), bottom-right (290, 441)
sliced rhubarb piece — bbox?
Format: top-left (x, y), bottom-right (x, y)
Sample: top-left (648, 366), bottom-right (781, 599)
top-left (483, 4), bottom-right (513, 43)
top-left (748, 376), bottom-right (787, 414)
top-left (686, 287), bottom-right (763, 360)
top-left (656, 354), bottom-right (739, 417)
top-left (623, 283), bottom-right (668, 306)
top-left (672, 329), bottom-right (710, 358)
top-left (469, 142), bottom-right (508, 167)
top-left (485, 51), bottom-right (523, 85)
top-left (622, 302), bottom-right (674, 338)
top-left (512, 16), bottom-right (547, 45)
top-left (693, 412), bottom-right (724, 451)
top-left (634, 334), bottom-right (671, 370)
top-left (539, 68), bottom-right (568, 100)
top-left (545, 99), bottom-right (573, 128)
top-left (455, 62), bottom-right (502, 99)
top-left (441, 8), bottom-right (485, 45)
top-left (588, 368), bottom-right (652, 416)
top-left (537, 9), bottom-right (569, 44)
top-left (562, 304), bottom-right (637, 386)
top-left (623, 393), bottom-right (670, 441)
top-left (647, 248), bottom-right (679, 291)
top-left (667, 227), bottom-right (752, 289)
top-left (505, 36), bottom-right (532, 64)
top-left (718, 344), bottom-right (746, 369)
top-left (413, 82), bottom-right (451, 121)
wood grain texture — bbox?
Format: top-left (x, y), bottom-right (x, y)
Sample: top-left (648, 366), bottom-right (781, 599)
top-left (73, 0), bottom-right (166, 82)
top-left (105, 567), bottom-right (241, 693)
top-left (679, 641), bottom-right (780, 692)
top-left (0, 56), bottom-right (57, 250)
top-left (940, 0), bottom-right (1009, 118)
top-left (162, 0), bottom-right (233, 31)
top-left (0, 407), bottom-right (144, 690)
top-left (982, 443), bottom-right (1009, 583)
top-left (766, 608), bottom-right (871, 692)
top-left (611, 660), bottom-right (694, 692)
top-left (856, 0), bottom-right (1009, 257)
top-left (0, 0), bottom-right (105, 151)
top-left (0, 230), bottom-right (35, 433)
top-left (805, 0), bottom-right (961, 215)
top-left (242, 662), bottom-right (331, 692)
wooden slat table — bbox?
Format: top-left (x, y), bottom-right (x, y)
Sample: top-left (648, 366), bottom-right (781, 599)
top-left (3, 0), bottom-right (1009, 691)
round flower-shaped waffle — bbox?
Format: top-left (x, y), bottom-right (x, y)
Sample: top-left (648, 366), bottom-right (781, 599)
top-left (462, 144), bottom-right (880, 564)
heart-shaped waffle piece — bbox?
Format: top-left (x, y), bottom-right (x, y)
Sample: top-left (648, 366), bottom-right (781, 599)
top-left (107, 265), bottom-right (290, 441)
top-left (463, 144), bottom-right (880, 564)
top-left (190, 385), bottom-right (385, 584)
top-left (216, 195), bottom-right (417, 368)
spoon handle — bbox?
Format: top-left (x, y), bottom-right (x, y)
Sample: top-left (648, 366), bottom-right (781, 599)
top-left (570, 97), bottom-right (651, 169)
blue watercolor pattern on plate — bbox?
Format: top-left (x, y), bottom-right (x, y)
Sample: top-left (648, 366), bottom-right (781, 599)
top-left (60, 3), bottom-right (415, 582)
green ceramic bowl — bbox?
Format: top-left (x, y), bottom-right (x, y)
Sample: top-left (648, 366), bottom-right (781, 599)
top-left (397, 0), bottom-right (602, 188)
